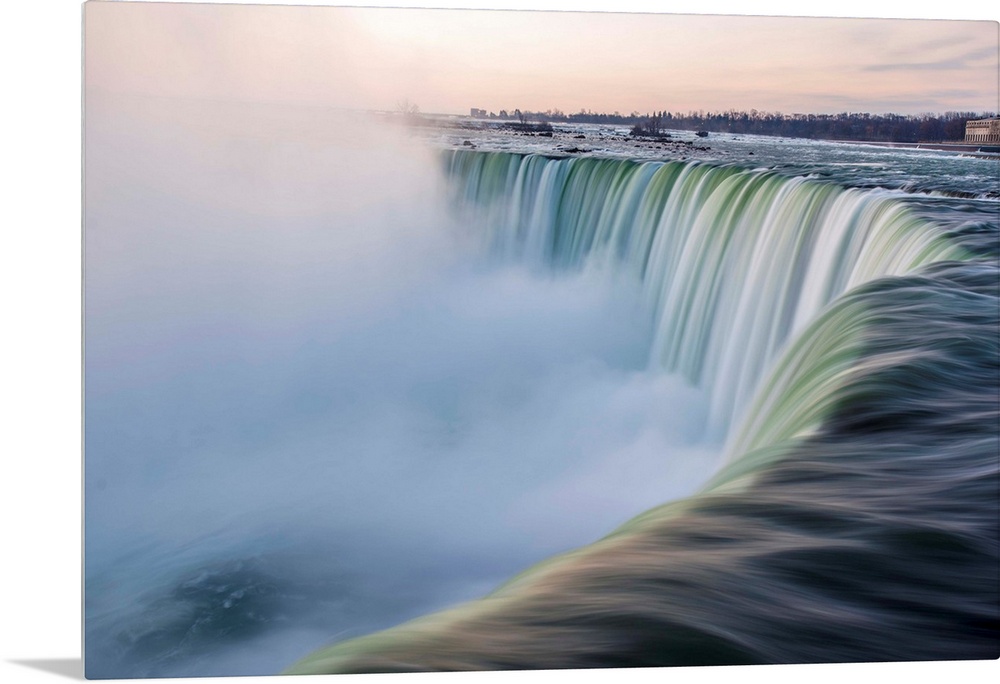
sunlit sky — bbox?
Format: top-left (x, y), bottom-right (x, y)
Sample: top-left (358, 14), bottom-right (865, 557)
top-left (85, 1), bottom-right (998, 116)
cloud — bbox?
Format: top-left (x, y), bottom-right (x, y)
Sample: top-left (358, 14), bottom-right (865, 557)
top-left (863, 45), bottom-right (997, 72)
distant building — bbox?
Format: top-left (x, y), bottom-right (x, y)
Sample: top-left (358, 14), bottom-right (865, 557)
top-left (470, 108), bottom-right (487, 118)
top-left (964, 117), bottom-right (1000, 144)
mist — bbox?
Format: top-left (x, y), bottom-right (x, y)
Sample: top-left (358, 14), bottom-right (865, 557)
top-left (84, 94), bottom-right (721, 678)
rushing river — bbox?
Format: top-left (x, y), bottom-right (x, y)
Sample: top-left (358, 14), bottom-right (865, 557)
top-left (84, 100), bottom-right (998, 677)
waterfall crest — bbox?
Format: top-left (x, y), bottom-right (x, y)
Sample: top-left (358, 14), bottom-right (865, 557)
top-left (445, 150), bottom-right (969, 436)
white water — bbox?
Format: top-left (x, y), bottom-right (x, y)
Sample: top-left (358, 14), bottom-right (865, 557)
top-left (84, 97), bottom-right (720, 677)
top-left (85, 97), bottom-right (970, 677)
top-left (446, 152), bottom-right (967, 438)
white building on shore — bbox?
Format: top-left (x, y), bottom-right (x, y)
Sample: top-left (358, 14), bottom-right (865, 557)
top-left (964, 117), bottom-right (1000, 144)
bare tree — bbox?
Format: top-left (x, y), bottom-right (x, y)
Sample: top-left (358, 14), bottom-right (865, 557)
top-left (396, 98), bottom-right (421, 117)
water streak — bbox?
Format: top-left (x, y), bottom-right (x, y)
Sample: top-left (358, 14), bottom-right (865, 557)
top-left (288, 152), bottom-right (996, 673)
top-left (444, 151), bottom-right (967, 436)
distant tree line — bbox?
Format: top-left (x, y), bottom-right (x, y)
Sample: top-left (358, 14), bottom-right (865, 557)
top-left (477, 108), bottom-right (997, 142)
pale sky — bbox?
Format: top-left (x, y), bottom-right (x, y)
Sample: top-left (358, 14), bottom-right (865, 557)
top-left (85, 1), bottom-right (999, 116)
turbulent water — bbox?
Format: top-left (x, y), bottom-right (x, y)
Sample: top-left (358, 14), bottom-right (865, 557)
top-left (293, 262), bottom-right (999, 671)
top-left (289, 150), bottom-right (998, 673)
top-left (85, 103), bottom-right (998, 678)
top-left (440, 152), bottom-right (969, 436)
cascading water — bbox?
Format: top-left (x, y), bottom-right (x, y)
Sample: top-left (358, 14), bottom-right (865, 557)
top-left (85, 105), bottom-right (997, 675)
top-left (443, 150), bottom-right (968, 437)
top-left (289, 150), bottom-right (997, 673)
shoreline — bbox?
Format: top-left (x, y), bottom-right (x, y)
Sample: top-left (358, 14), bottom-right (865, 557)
top-left (415, 116), bottom-right (1000, 162)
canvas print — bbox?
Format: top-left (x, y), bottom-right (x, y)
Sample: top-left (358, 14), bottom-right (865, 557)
top-left (83, 1), bottom-right (999, 679)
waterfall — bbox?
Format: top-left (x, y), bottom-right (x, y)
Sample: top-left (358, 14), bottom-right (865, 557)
top-left (444, 150), bottom-right (969, 437)
top-left (288, 155), bottom-right (996, 675)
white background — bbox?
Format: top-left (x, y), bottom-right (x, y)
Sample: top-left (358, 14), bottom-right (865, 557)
top-left (1, 1), bottom-right (997, 683)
